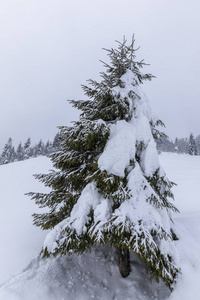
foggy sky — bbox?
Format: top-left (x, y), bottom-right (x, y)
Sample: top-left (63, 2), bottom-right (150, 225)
top-left (0, 0), bottom-right (200, 150)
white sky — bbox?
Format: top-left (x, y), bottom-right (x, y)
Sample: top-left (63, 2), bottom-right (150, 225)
top-left (0, 0), bottom-right (200, 150)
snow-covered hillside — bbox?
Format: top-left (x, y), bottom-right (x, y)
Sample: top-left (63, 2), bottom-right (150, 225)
top-left (0, 153), bottom-right (199, 300)
top-left (0, 157), bottom-right (52, 283)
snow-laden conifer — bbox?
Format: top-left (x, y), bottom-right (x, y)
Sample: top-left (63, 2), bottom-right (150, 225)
top-left (24, 138), bottom-right (31, 159)
top-left (29, 36), bottom-right (180, 289)
top-left (188, 133), bottom-right (197, 155)
top-left (1, 138), bottom-right (15, 164)
top-left (16, 142), bottom-right (24, 161)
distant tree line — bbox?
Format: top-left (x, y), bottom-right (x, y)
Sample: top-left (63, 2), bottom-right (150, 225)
top-left (157, 133), bottom-right (199, 156)
top-left (1, 130), bottom-right (199, 166)
top-left (0, 133), bottom-right (60, 165)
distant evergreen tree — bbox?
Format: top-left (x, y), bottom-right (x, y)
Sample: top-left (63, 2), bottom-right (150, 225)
top-left (24, 138), bottom-right (31, 159)
top-left (188, 133), bottom-right (197, 155)
top-left (157, 137), bottom-right (175, 153)
top-left (174, 146), bottom-right (178, 153)
top-left (1, 138), bottom-right (15, 164)
top-left (174, 138), bottom-right (179, 153)
top-left (29, 37), bottom-right (179, 289)
top-left (44, 140), bottom-right (53, 155)
top-left (195, 135), bottom-right (200, 155)
top-left (16, 142), bottom-right (24, 161)
top-left (52, 132), bottom-right (60, 150)
top-left (35, 139), bottom-right (45, 156)
top-left (175, 138), bottom-right (188, 154)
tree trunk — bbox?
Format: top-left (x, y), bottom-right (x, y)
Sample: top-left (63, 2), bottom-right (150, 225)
top-left (115, 247), bottom-right (131, 278)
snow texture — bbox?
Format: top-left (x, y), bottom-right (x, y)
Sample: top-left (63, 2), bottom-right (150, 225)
top-left (99, 70), bottom-right (159, 178)
top-left (98, 120), bottom-right (136, 177)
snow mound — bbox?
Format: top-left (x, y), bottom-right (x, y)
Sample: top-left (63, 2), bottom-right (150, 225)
top-left (0, 246), bottom-right (169, 300)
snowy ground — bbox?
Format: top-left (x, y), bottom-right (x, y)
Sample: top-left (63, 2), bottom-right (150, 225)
top-left (0, 157), bottom-right (52, 284)
top-left (0, 153), bottom-right (200, 299)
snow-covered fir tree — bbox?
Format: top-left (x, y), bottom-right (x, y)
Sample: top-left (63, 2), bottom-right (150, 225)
top-left (29, 37), bottom-right (180, 289)
top-left (44, 140), bottom-right (53, 155)
top-left (188, 133), bottom-right (197, 155)
top-left (16, 142), bottom-right (24, 161)
top-left (157, 137), bottom-right (175, 153)
top-left (24, 138), bottom-right (31, 159)
top-left (174, 137), bottom-right (188, 154)
top-left (195, 134), bottom-right (200, 155)
top-left (35, 139), bottom-right (45, 156)
top-left (52, 132), bottom-right (60, 150)
top-left (0, 138), bottom-right (15, 164)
